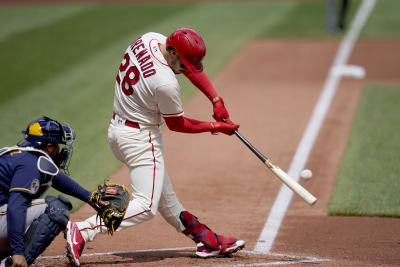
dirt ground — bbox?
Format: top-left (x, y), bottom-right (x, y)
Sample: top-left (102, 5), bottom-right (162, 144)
top-left (38, 39), bottom-right (400, 266)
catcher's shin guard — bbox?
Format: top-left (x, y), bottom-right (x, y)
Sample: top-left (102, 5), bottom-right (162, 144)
top-left (179, 211), bottom-right (219, 250)
top-left (23, 195), bottom-right (72, 265)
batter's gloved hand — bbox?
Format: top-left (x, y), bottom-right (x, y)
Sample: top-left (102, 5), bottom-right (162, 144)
top-left (211, 121), bottom-right (239, 136)
top-left (212, 97), bottom-right (232, 124)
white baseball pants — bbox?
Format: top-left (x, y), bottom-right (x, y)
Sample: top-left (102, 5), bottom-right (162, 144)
top-left (77, 118), bottom-right (185, 242)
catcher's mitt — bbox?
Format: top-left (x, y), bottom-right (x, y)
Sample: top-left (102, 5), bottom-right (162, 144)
top-left (89, 183), bottom-right (130, 234)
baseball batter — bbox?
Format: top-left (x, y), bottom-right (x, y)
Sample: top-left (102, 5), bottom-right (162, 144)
top-left (0, 117), bottom-right (102, 267)
top-left (66, 28), bottom-right (244, 266)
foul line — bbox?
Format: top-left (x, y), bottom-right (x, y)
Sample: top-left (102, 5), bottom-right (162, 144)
top-left (253, 0), bottom-right (376, 254)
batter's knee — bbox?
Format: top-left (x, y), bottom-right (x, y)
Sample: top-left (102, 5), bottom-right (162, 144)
top-left (145, 205), bottom-right (158, 219)
top-left (135, 197), bottom-right (159, 217)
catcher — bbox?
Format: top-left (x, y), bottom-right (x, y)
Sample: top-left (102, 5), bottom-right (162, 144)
top-left (0, 116), bottom-right (123, 267)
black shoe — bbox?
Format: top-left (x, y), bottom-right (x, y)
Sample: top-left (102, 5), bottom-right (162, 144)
top-left (5, 256), bottom-right (13, 267)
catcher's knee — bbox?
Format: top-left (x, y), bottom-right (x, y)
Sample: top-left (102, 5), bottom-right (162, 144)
top-left (23, 195), bottom-right (72, 265)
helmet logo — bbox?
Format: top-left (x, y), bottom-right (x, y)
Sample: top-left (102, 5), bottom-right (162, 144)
top-left (28, 122), bottom-right (43, 137)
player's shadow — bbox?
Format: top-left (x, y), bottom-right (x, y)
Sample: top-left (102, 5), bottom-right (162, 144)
top-left (82, 249), bottom-right (197, 265)
top-left (81, 249), bottom-right (243, 266)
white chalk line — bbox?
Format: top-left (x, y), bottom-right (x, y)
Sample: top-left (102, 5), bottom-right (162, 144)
top-left (253, 0), bottom-right (376, 254)
top-left (39, 246), bottom-right (194, 259)
top-left (38, 248), bottom-right (330, 266)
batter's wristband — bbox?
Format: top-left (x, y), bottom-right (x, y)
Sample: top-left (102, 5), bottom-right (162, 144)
top-left (210, 122), bottom-right (219, 135)
top-left (211, 96), bottom-right (221, 103)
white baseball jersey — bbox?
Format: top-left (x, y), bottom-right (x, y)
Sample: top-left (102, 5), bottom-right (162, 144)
top-left (113, 32), bottom-right (184, 126)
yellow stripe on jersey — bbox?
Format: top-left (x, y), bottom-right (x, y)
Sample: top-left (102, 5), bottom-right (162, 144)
top-left (0, 201), bottom-right (46, 215)
top-left (9, 187), bottom-right (32, 193)
top-left (10, 150), bottom-right (22, 156)
top-left (29, 201), bottom-right (46, 207)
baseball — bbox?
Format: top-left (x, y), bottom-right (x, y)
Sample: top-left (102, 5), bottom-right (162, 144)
top-left (300, 169), bottom-right (312, 180)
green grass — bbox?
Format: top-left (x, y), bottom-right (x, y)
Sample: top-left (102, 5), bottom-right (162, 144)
top-left (0, 4), bottom-right (190, 103)
top-left (360, 0), bottom-right (400, 39)
top-left (328, 84), bottom-right (400, 217)
top-left (0, 5), bottom-right (89, 42)
top-left (260, 0), bottom-right (360, 39)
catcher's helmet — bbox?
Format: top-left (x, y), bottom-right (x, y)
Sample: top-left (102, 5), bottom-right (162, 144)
top-left (18, 116), bottom-right (75, 173)
top-left (166, 28), bottom-right (206, 73)
top-left (19, 116), bottom-right (74, 148)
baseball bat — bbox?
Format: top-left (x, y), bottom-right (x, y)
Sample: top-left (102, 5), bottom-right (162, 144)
top-left (230, 127), bottom-right (317, 206)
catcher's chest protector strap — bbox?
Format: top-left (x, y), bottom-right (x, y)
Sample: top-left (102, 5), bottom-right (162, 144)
top-left (23, 195), bottom-right (72, 265)
top-left (0, 146), bottom-right (59, 176)
top-left (179, 211), bottom-right (219, 250)
top-left (1, 147), bottom-right (58, 198)
top-left (0, 146), bottom-right (49, 158)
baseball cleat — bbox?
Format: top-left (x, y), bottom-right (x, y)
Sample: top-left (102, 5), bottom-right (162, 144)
top-left (65, 221), bottom-right (85, 266)
top-left (196, 235), bottom-right (245, 258)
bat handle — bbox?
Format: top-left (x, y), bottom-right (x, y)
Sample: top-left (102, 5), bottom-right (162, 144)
top-left (233, 130), bottom-right (268, 163)
top-left (221, 118), bottom-right (268, 163)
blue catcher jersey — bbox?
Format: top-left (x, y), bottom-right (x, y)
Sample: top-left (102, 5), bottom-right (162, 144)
top-left (0, 147), bottom-right (55, 205)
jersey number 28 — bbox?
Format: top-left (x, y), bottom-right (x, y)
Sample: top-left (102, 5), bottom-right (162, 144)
top-left (116, 53), bottom-right (140, 95)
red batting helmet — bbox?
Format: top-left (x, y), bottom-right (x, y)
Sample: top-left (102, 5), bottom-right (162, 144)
top-left (166, 28), bottom-right (206, 73)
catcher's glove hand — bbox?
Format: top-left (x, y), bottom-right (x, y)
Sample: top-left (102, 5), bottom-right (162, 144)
top-left (89, 183), bottom-right (130, 234)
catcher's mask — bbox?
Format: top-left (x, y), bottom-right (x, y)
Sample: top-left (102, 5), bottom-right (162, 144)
top-left (166, 27), bottom-right (206, 73)
top-left (18, 116), bottom-right (75, 173)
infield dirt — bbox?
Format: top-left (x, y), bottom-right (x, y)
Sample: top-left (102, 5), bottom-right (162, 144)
top-left (40, 39), bottom-right (400, 266)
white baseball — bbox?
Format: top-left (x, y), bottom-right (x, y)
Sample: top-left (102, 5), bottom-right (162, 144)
top-left (300, 169), bottom-right (312, 180)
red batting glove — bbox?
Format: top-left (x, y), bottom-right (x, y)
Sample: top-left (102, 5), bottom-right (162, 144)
top-left (212, 97), bottom-right (232, 123)
top-left (211, 121), bottom-right (239, 136)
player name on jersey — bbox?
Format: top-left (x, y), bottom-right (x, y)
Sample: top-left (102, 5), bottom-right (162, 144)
top-left (129, 38), bottom-right (156, 78)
